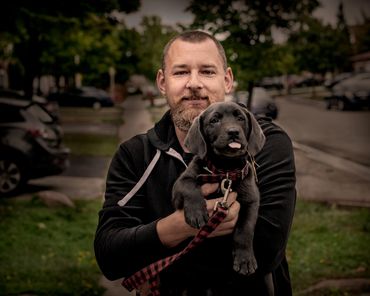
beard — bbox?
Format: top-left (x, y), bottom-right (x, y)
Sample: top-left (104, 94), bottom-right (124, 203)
top-left (171, 94), bottom-right (210, 132)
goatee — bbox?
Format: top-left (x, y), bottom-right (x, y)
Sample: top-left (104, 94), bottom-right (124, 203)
top-left (171, 97), bottom-right (210, 132)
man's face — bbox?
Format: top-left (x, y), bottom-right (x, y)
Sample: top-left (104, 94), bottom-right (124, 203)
top-left (156, 39), bottom-right (234, 132)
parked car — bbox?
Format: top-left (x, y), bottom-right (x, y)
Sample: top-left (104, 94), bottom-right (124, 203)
top-left (256, 77), bottom-right (284, 90)
top-left (0, 89), bottom-right (59, 120)
top-left (325, 72), bottom-right (370, 110)
top-left (48, 86), bottom-right (114, 109)
top-left (324, 72), bottom-right (353, 89)
top-left (0, 98), bottom-right (70, 196)
top-left (294, 76), bottom-right (323, 88)
top-left (227, 87), bottom-right (279, 119)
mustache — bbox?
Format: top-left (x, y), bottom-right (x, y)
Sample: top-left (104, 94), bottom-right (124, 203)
top-left (181, 90), bottom-right (208, 101)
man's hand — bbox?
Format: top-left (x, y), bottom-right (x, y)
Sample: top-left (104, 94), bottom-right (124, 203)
top-left (157, 183), bottom-right (240, 248)
top-left (201, 183), bottom-right (240, 237)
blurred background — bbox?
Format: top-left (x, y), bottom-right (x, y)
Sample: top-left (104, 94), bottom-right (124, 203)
top-left (0, 1), bottom-right (370, 295)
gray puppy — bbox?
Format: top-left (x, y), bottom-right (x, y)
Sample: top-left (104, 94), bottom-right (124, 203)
top-left (172, 101), bottom-right (266, 275)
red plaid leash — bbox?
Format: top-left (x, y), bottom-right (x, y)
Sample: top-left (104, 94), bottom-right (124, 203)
top-left (121, 205), bottom-right (229, 296)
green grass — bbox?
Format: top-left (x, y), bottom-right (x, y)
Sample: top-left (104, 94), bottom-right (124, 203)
top-left (59, 107), bottom-right (123, 125)
top-left (0, 198), bottom-right (368, 295)
top-left (288, 201), bottom-right (370, 294)
top-left (63, 133), bottom-right (119, 157)
top-left (0, 197), bottom-right (104, 295)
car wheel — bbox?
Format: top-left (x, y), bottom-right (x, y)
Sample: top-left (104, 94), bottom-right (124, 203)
top-left (93, 102), bottom-right (102, 110)
top-left (0, 159), bottom-right (26, 196)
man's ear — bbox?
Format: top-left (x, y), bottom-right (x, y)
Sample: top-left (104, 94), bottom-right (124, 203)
top-left (243, 108), bottom-right (266, 156)
top-left (224, 67), bottom-right (234, 94)
top-left (184, 114), bottom-right (207, 159)
top-left (156, 69), bottom-right (166, 96)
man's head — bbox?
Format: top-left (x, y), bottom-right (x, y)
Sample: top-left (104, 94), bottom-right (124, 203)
top-left (156, 30), bottom-right (234, 132)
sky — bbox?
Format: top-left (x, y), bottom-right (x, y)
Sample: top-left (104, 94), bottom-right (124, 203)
top-left (123, 0), bottom-right (370, 29)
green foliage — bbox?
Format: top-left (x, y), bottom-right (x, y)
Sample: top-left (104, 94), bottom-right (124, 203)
top-left (186, 0), bottom-right (319, 86)
top-left (0, 1), bottom-right (140, 94)
top-left (288, 15), bottom-right (352, 74)
top-left (137, 16), bottom-right (178, 81)
top-left (0, 198), bottom-right (105, 295)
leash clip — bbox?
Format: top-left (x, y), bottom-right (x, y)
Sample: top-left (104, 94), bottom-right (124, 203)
top-left (214, 177), bottom-right (232, 211)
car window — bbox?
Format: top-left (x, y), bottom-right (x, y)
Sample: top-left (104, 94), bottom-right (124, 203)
top-left (26, 104), bottom-right (54, 123)
top-left (0, 105), bottom-right (25, 123)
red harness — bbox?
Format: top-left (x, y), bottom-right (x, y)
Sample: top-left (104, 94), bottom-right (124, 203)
top-left (196, 159), bottom-right (249, 184)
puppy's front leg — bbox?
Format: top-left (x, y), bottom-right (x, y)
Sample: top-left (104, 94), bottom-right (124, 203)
top-left (172, 156), bottom-right (208, 228)
top-left (232, 177), bottom-right (259, 275)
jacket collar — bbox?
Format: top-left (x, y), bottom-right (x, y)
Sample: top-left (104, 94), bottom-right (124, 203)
top-left (147, 110), bottom-right (182, 152)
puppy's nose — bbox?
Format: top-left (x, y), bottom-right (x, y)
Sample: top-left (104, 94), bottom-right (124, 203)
top-left (227, 128), bottom-right (239, 138)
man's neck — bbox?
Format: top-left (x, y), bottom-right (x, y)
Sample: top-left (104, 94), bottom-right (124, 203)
top-left (174, 126), bottom-right (190, 153)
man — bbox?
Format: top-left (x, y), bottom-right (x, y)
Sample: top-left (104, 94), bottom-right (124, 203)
top-left (94, 30), bottom-right (296, 295)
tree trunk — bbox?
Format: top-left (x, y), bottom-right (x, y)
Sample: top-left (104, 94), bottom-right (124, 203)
top-left (247, 80), bottom-right (254, 110)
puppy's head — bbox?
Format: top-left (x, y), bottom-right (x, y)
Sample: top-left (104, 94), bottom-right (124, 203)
top-left (185, 102), bottom-right (265, 159)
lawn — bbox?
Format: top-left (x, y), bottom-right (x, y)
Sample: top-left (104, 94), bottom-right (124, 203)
top-left (0, 198), bottom-right (369, 295)
top-left (0, 198), bottom-right (104, 295)
top-left (63, 133), bottom-right (119, 157)
top-left (288, 202), bottom-right (370, 294)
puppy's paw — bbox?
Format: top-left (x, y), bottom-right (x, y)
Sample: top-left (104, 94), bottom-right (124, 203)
top-left (233, 248), bottom-right (257, 276)
top-left (184, 203), bottom-right (208, 229)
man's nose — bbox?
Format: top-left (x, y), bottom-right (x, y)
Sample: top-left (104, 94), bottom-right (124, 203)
top-left (186, 72), bottom-right (203, 89)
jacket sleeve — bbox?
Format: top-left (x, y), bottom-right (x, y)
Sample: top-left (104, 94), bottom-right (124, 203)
top-left (254, 126), bottom-right (296, 273)
top-left (94, 137), bottom-right (167, 280)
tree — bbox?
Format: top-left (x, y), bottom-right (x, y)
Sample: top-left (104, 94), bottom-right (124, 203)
top-left (0, 0), bottom-right (140, 96)
top-left (137, 16), bottom-right (178, 81)
top-left (288, 5), bottom-right (353, 76)
top-left (185, 0), bottom-right (319, 106)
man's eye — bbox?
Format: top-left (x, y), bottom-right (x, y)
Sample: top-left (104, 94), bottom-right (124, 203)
top-left (201, 70), bottom-right (215, 75)
top-left (174, 71), bottom-right (188, 76)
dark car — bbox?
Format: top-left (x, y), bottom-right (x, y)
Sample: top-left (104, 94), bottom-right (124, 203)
top-left (325, 72), bottom-right (370, 110)
top-left (0, 98), bottom-right (70, 196)
top-left (324, 72), bottom-right (353, 89)
top-left (256, 77), bottom-right (284, 90)
top-left (48, 86), bottom-right (114, 109)
top-left (228, 87), bottom-right (279, 119)
top-left (0, 89), bottom-right (60, 120)
top-left (294, 77), bottom-right (323, 88)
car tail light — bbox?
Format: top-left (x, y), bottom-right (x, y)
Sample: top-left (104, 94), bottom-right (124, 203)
top-left (27, 128), bottom-right (46, 138)
top-left (27, 128), bottom-right (59, 146)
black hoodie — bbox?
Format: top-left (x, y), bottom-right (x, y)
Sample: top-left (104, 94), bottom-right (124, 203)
top-left (94, 110), bottom-right (296, 296)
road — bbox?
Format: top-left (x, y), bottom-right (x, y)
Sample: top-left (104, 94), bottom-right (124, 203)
top-left (275, 96), bottom-right (370, 167)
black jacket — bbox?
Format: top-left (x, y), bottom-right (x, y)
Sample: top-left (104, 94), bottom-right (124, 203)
top-left (94, 110), bottom-right (296, 295)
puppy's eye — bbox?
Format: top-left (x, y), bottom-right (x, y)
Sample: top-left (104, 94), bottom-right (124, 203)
top-left (237, 116), bottom-right (245, 121)
top-left (210, 118), bottom-right (220, 124)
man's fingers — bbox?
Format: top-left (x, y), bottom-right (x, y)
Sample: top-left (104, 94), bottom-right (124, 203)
top-left (205, 192), bottom-right (238, 211)
top-left (201, 183), bottom-right (219, 196)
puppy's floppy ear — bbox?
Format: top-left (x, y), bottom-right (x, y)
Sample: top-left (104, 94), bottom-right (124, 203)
top-left (243, 108), bottom-right (266, 156)
top-left (184, 114), bottom-right (207, 159)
